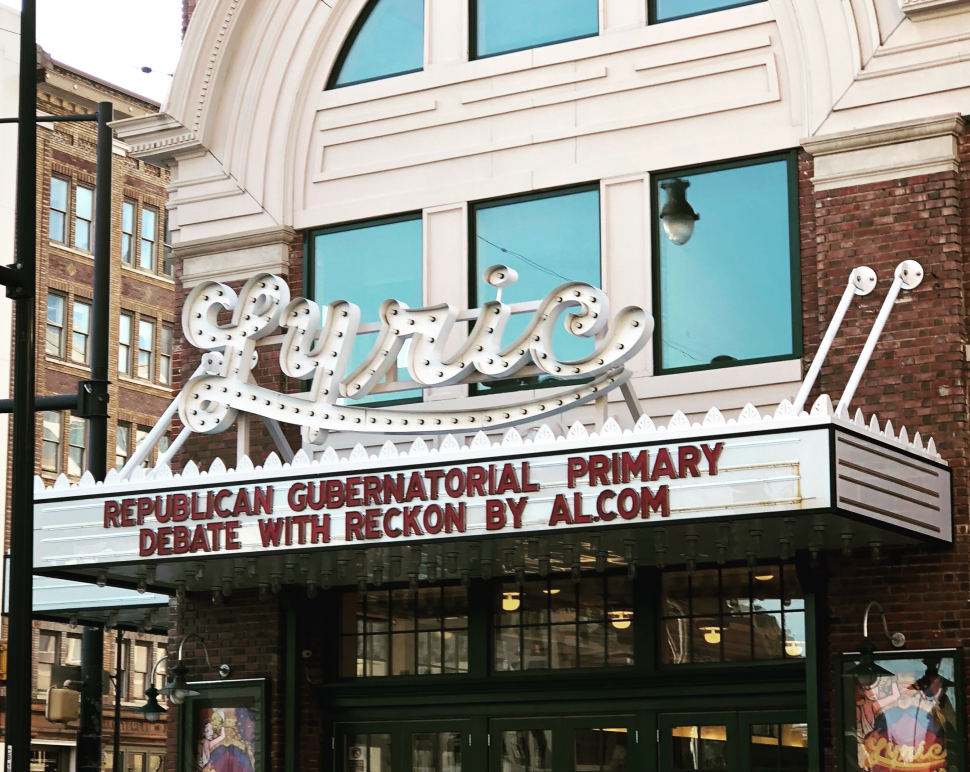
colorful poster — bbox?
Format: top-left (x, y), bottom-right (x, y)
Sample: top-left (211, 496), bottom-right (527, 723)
top-left (193, 705), bottom-right (258, 772)
top-left (846, 655), bottom-right (959, 772)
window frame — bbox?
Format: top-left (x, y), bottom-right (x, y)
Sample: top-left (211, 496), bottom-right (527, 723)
top-left (71, 298), bottom-right (92, 365)
top-left (119, 312), bottom-right (134, 375)
top-left (469, 0), bottom-right (600, 61)
top-left (650, 151), bottom-right (802, 376)
top-left (41, 411), bottom-right (62, 474)
top-left (45, 292), bottom-right (66, 359)
top-left (468, 182), bottom-right (602, 396)
top-left (37, 630), bottom-right (60, 695)
top-left (67, 415), bottom-right (88, 479)
top-left (116, 421), bottom-right (132, 471)
top-left (326, 0), bottom-right (425, 90)
top-left (648, 0), bottom-right (766, 25)
top-left (136, 318), bottom-right (155, 381)
top-left (159, 324), bottom-right (173, 386)
top-left (121, 199), bottom-right (136, 264)
top-left (49, 176), bottom-right (70, 244)
top-left (140, 205), bottom-right (158, 272)
top-left (73, 183), bottom-right (95, 253)
top-left (306, 211), bottom-right (425, 408)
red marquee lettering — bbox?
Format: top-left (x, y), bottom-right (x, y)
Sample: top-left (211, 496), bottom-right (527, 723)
top-left (567, 457), bottom-right (587, 488)
top-left (104, 501), bottom-right (120, 528)
top-left (346, 511), bottom-right (365, 542)
top-left (485, 499), bottom-right (506, 530)
top-left (189, 524), bottom-right (211, 552)
top-left (678, 446), bottom-right (702, 478)
top-left (506, 497), bottom-right (526, 529)
top-left (384, 508), bottom-right (402, 538)
top-left (402, 506), bottom-right (424, 536)
top-left (651, 448), bottom-right (677, 480)
top-left (173, 525), bottom-right (190, 553)
top-left (225, 521), bottom-right (242, 550)
top-left (621, 451), bottom-right (649, 483)
top-left (253, 486), bottom-right (274, 515)
top-left (548, 494), bottom-right (573, 526)
top-left (139, 529), bottom-right (156, 556)
top-left (364, 508), bottom-right (382, 539)
top-left (214, 489), bottom-right (233, 517)
top-left (232, 488), bottom-right (253, 517)
top-left (588, 455), bottom-right (610, 487)
top-left (310, 515), bottom-right (330, 544)
top-left (288, 483), bottom-right (308, 512)
top-left (444, 503), bottom-right (465, 533)
top-left (258, 518), bottom-right (285, 547)
top-left (617, 489), bottom-right (639, 520)
top-left (702, 443), bottom-right (724, 475)
top-left (156, 527), bottom-right (173, 555)
top-left (642, 486), bottom-right (669, 518)
top-left (597, 490), bottom-right (617, 521)
top-left (424, 505), bottom-right (444, 534)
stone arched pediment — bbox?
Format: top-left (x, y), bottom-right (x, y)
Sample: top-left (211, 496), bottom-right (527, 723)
top-left (115, 0), bottom-right (967, 244)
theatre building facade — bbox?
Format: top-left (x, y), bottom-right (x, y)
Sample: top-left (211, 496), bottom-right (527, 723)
top-left (34, 0), bottom-right (970, 770)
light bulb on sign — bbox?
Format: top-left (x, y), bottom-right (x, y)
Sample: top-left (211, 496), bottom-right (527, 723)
top-left (502, 592), bottom-right (520, 612)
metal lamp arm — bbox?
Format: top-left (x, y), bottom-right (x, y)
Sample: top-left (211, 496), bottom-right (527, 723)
top-left (148, 654), bottom-right (169, 685)
top-left (176, 634), bottom-right (231, 678)
top-left (863, 601), bottom-right (906, 648)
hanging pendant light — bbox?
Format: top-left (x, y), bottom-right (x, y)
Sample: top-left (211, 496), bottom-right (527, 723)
top-left (660, 179), bottom-right (700, 246)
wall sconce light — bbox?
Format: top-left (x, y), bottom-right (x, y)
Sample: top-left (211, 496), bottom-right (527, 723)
top-left (700, 626), bottom-right (721, 645)
top-left (844, 601), bottom-right (906, 687)
top-left (660, 178), bottom-right (700, 246)
top-left (502, 592), bottom-right (520, 612)
top-left (137, 634), bottom-right (231, 720)
top-left (609, 610), bottom-right (633, 630)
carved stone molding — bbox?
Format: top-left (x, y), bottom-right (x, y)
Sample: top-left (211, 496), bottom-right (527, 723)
top-left (900, 0), bottom-right (970, 19)
top-left (801, 114), bottom-right (964, 191)
top-left (174, 226), bottom-right (297, 287)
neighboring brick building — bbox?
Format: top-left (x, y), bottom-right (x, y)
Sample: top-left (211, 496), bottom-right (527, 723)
top-left (36, 0), bottom-right (970, 771)
top-left (1, 46), bottom-right (175, 772)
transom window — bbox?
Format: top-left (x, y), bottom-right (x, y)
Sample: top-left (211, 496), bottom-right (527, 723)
top-left (71, 300), bottom-right (91, 365)
top-left (49, 177), bottom-right (69, 243)
top-left (45, 293), bottom-right (65, 358)
top-left (340, 586), bottom-right (469, 677)
top-left (651, 0), bottom-right (765, 24)
top-left (122, 199), bottom-right (136, 263)
top-left (329, 0), bottom-right (424, 88)
top-left (653, 154), bottom-right (799, 373)
top-left (494, 576), bottom-right (633, 672)
top-left (661, 564), bottom-right (805, 664)
top-left (73, 184), bottom-right (94, 252)
top-left (472, 0), bottom-right (598, 59)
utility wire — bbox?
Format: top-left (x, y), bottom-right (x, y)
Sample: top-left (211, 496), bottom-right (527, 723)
top-left (477, 234), bottom-right (573, 283)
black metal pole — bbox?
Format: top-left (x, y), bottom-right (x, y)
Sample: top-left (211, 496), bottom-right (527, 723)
top-left (77, 100), bottom-right (113, 772)
top-left (6, 0), bottom-right (37, 768)
top-left (77, 626), bottom-right (105, 772)
top-left (113, 629), bottom-right (123, 772)
top-left (88, 101), bottom-right (112, 480)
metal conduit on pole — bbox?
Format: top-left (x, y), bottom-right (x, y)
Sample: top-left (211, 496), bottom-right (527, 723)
top-left (77, 100), bottom-right (114, 772)
top-left (6, 1), bottom-right (37, 771)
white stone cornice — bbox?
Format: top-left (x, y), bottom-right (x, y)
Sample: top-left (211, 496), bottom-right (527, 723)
top-left (900, 0), bottom-right (970, 19)
top-left (174, 225), bottom-right (297, 287)
top-left (801, 113), bottom-right (964, 191)
top-left (110, 112), bottom-right (203, 166)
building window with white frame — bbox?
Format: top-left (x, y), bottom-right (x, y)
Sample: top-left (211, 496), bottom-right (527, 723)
top-left (310, 214), bottom-right (423, 404)
top-left (471, 185), bottom-right (601, 395)
top-left (67, 416), bottom-right (87, 478)
top-left (137, 319), bottom-right (155, 380)
top-left (136, 425), bottom-right (152, 468)
top-left (133, 642), bottom-right (151, 700)
top-left (71, 299), bottom-right (91, 365)
top-left (116, 422), bottom-right (131, 471)
top-left (650, 0), bottom-right (766, 24)
top-left (49, 176), bottom-right (69, 244)
top-left (122, 199), bottom-right (136, 263)
top-left (65, 634), bottom-right (82, 666)
top-left (159, 324), bottom-right (173, 386)
top-left (46, 293), bottom-right (66, 358)
top-left (74, 184), bottom-right (94, 252)
top-left (41, 411), bottom-right (61, 473)
top-left (37, 631), bottom-right (59, 693)
top-left (119, 313), bottom-right (133, 375)
top-left (140, 206), bottom-right (157, 271)
top-left (652, 154), bottom-right (799, 374)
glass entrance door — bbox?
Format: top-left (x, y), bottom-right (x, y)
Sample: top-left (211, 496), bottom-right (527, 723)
top-left (489, 715), bottom-right (636, 772)
top-left (658, 712), bottom-right (809, 772)
top-left (337, 721), bottom-right (470, 772)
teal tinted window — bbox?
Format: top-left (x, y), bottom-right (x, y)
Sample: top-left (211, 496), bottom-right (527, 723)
top-left (652, 0), bottom-right (764, 23)
top-left (473, 0), bottom-right (598, 58)
top-left (330, 0), bottom-right (424, 88)
top-left (472, 187), bottom-right (601, 395)
top-left (654, 157), bottom-right (797, 373)
top-left (312, 216), bottom-right (423, 403)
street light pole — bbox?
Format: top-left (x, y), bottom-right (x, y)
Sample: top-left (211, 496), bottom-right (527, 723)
top-left (6, 1), bottom-right (37, 771)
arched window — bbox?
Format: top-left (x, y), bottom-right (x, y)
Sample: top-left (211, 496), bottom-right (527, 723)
top-left (328, 0), bottom-right (425, 89)
top-left (472, 0), bottom-right (598, 59)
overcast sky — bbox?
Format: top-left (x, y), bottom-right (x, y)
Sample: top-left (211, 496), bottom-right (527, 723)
top-left (1, 0), bottom-right (182, 104)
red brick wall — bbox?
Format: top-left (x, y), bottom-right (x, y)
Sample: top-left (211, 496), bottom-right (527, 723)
top-left (167, 591), bottom-right (286, 771)
top-left (804, 146), bottom-right (968, 767)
